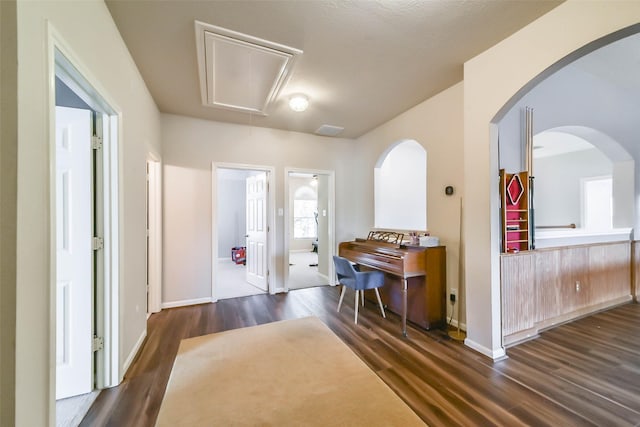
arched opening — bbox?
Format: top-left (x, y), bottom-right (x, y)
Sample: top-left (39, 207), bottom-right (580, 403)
top-left (493, 25), bottom-right (639, 348)
top-left (532, 127), bottom-right (634, 245)
top-left (496, 30), bottom-right (638, 248)
top-left (463, 7), bottom-right (640, 361)
top-left (374, 139), bottom-right (427, 231)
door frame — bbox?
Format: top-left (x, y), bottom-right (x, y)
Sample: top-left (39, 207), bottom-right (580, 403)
top-left (284, 167), bottom-right (336, 291)
top-left (48, 26), bottom-right (121, 410)
top-left (146, 157), bottom-right (162, 315)
top-left (211, 162), bottom-right (276, 301)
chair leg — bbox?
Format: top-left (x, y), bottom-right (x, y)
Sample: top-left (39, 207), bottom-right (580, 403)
top-left (354, 290), bottom-right (359, 324)
top-left (361, 290), bottom-right (365, 306)
top-left (337, 285), bottom-right (346, 312)
top-left (374, 288), bottom-right (386, 318)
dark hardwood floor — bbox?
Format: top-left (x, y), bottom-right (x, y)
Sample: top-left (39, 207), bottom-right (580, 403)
top-left (80, 286), bottom-right (640, 426)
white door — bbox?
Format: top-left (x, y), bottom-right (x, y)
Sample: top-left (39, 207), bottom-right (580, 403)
top-left (56, 106), bottom-right (93, 399)
top-left (246, 173), bottom-right (268, 291)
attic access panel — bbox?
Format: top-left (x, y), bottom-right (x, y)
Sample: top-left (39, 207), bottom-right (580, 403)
top-left (195, 21), bottom-right (303, 115)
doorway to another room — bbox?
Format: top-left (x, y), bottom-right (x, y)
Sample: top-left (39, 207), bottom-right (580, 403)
top-left (212, 165), bottom-right (274, 300)
top-left (285, 169), bottom-right (335, 291)
top-left (53, 46), bottom-right (120, 427)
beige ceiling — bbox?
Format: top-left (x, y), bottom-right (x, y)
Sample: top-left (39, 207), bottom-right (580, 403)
top-left (105, 0), bottom-right (562, 138)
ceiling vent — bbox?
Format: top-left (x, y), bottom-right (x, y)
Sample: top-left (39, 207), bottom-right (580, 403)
top-left (315, 125), bottom-right (345, 137)
top-left (195, 21), bottom-right (302, 115)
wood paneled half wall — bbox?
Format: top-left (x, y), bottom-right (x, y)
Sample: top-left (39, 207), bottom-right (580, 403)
top-left (633, 241), bottom-right (640, 301)
top-left (501, 241), bottom-right (633, 347)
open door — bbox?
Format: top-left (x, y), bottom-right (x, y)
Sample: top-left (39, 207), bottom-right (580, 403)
top-left (284, 169), bottom-right (336, 291)
top-left (55, 106), bottom-right (93, 399)
top-left (245, 172), bottom-right (268, 291)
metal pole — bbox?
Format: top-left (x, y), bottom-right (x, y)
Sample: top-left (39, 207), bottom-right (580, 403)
top-left (527, 107), bottom-right (535, 250)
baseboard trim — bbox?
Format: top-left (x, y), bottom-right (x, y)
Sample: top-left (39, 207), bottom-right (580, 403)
top-left (122, 328), bottom-right (146, 377)
top-left (464, 337), bottom-right (506, 361)
top-left (447, 319), bottom-right (467, 330)
top-left (161, 297), bottom-right (213, 309)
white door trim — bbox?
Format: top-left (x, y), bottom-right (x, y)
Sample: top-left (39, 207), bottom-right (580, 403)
top-left (48, 25), bottom-right (122, 417)
top-left (147, 158), bottom-right (162, 314)
top-left (284, 167), bottom-right (336, 291)
top-left (211, 162), bottom-right (277, 301)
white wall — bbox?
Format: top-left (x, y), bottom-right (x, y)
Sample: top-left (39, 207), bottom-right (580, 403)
top-left (15, 1), bottom-right (161, 424)
top-left (317, 174), bottom-right (330, 277)
top-left (162, 113), bottom-right (355, 305)
top-left (535, 148), bottom-right (613, 228)
top-left (353, 82), bottom-right (465, 326)
top-left (217, 176), bottom-right (247, 256)
top-left (464, 0), bottom-right (640, 359)
top-left (0, 0), bottom-right (17, 424)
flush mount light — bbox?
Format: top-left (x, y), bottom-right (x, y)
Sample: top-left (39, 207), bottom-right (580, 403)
top-left (289, 94), bottom-right (309, 112)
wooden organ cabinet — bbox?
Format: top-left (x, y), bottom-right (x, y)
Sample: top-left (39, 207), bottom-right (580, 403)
top-left (339, 238), bottom-right (446, 333)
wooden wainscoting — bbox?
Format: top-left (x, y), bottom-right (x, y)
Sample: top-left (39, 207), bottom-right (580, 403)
top-left (633, 241), bottom-right (639, 301)
top-left (502, 241), bottom-right (633, 347)
top-left (500, 253), bottom-right (535, 337)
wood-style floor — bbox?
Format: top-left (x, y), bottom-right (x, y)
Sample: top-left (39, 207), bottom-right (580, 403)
top-left (80, 286), bottom-right (640, 426)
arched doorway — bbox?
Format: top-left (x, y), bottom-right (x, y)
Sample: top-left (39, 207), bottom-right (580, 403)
top-left (463, 8), bottom-right (640, 359)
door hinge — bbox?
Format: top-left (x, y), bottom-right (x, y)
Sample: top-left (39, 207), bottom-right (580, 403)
top-left (92, 136), bottom-right (103, 150)
top-left (92, 236), bottom-right (104, 250)
top-left (92, 336), bottom-right (104, 352)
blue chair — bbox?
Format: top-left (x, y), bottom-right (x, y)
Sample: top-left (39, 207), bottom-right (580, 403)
top-left (333, 256), bottom-right (386, 324)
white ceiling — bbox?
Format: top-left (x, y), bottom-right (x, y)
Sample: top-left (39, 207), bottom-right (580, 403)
top-left (533, 131), bottom-right (595, 158)
top-left (105, 0), bottom-right (562, 138)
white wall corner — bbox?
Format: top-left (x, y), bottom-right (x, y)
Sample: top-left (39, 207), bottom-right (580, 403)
top-left (121, 328), bottom-right (146, 378)
top-left (464, 338), bottom-right (506, 361)
top-left (161, 297), bottom-right (213, 309)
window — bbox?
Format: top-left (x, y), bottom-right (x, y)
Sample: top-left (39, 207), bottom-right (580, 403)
top-left (293, 199), bottom-right (317, 238)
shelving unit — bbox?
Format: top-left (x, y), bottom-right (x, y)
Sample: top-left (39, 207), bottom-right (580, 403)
top-left (500, 169), bottom-right (530, 253)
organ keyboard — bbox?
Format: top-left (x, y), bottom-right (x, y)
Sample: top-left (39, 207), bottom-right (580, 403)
top-left (339, 238), bottom-right (446, 336)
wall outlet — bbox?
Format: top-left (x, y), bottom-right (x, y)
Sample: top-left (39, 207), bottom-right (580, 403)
top-left (450, 288), bottom-right (457, 303)
top-left (575, 281), bottom-right (581, 292)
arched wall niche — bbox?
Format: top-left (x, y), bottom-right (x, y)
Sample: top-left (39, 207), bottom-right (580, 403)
top-left (374, 139), bottom-right (427, 232)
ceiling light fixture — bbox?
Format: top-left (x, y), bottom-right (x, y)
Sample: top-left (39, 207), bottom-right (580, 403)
top-left (289, 94), bottom-right (309, 112)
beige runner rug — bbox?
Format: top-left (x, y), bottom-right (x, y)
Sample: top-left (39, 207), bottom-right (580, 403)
top-left (156, 316), bottom-right (425, 426)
